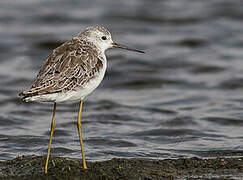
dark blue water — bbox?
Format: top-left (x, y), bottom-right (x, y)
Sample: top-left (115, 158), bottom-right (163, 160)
top-left (0, 0), bottom-right (243, 161)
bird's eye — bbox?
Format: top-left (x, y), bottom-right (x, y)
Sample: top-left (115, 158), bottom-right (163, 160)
top-left (101, 36), bottom-right (107, 40)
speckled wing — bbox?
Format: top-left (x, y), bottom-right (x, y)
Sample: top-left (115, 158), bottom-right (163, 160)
top-left (19, 37), bottom-right (103, 99)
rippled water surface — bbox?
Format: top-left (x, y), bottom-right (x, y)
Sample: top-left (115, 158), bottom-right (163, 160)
top-left (0, 0), bottom-right (243, 161)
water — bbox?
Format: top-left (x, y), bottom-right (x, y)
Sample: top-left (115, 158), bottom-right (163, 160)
top-left (0, 0), bottom-right (243, 161)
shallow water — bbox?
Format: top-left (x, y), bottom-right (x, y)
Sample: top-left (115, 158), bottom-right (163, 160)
top-left (0, 0), bottom-right (243, 161)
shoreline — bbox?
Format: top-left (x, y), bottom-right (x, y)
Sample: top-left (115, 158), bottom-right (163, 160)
top-left (1, 155), bottom-right (243, 179)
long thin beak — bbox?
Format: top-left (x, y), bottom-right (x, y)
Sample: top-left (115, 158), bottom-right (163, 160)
top-left (112, 42), bottom-right (145, 53)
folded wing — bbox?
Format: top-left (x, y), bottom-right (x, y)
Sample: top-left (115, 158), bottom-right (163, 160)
top-left (19, 37), bottom-right (103, 99)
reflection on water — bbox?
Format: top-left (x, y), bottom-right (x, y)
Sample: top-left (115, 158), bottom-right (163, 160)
top-left (0, 0), bottom-right (243, 161)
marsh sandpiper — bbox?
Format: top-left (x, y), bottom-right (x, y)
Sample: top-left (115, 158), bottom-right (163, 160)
top-left (19, 26), bottom-right (145, 174)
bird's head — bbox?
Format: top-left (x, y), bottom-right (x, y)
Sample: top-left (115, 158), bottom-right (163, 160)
top-left (79, 26), bottom-right (145, 54)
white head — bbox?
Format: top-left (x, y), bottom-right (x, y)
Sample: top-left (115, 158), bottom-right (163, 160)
top-left (78, 26), bottom-right (145, 53)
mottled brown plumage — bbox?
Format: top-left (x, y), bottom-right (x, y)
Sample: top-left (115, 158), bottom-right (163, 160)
top-left (19, 37), bottom-right (103, 99)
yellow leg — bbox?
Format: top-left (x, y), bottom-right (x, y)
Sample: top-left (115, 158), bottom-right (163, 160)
top-left (45, 102), bottom-right (57, 174)
top-left (77, 100), bottom-right (87, 169)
